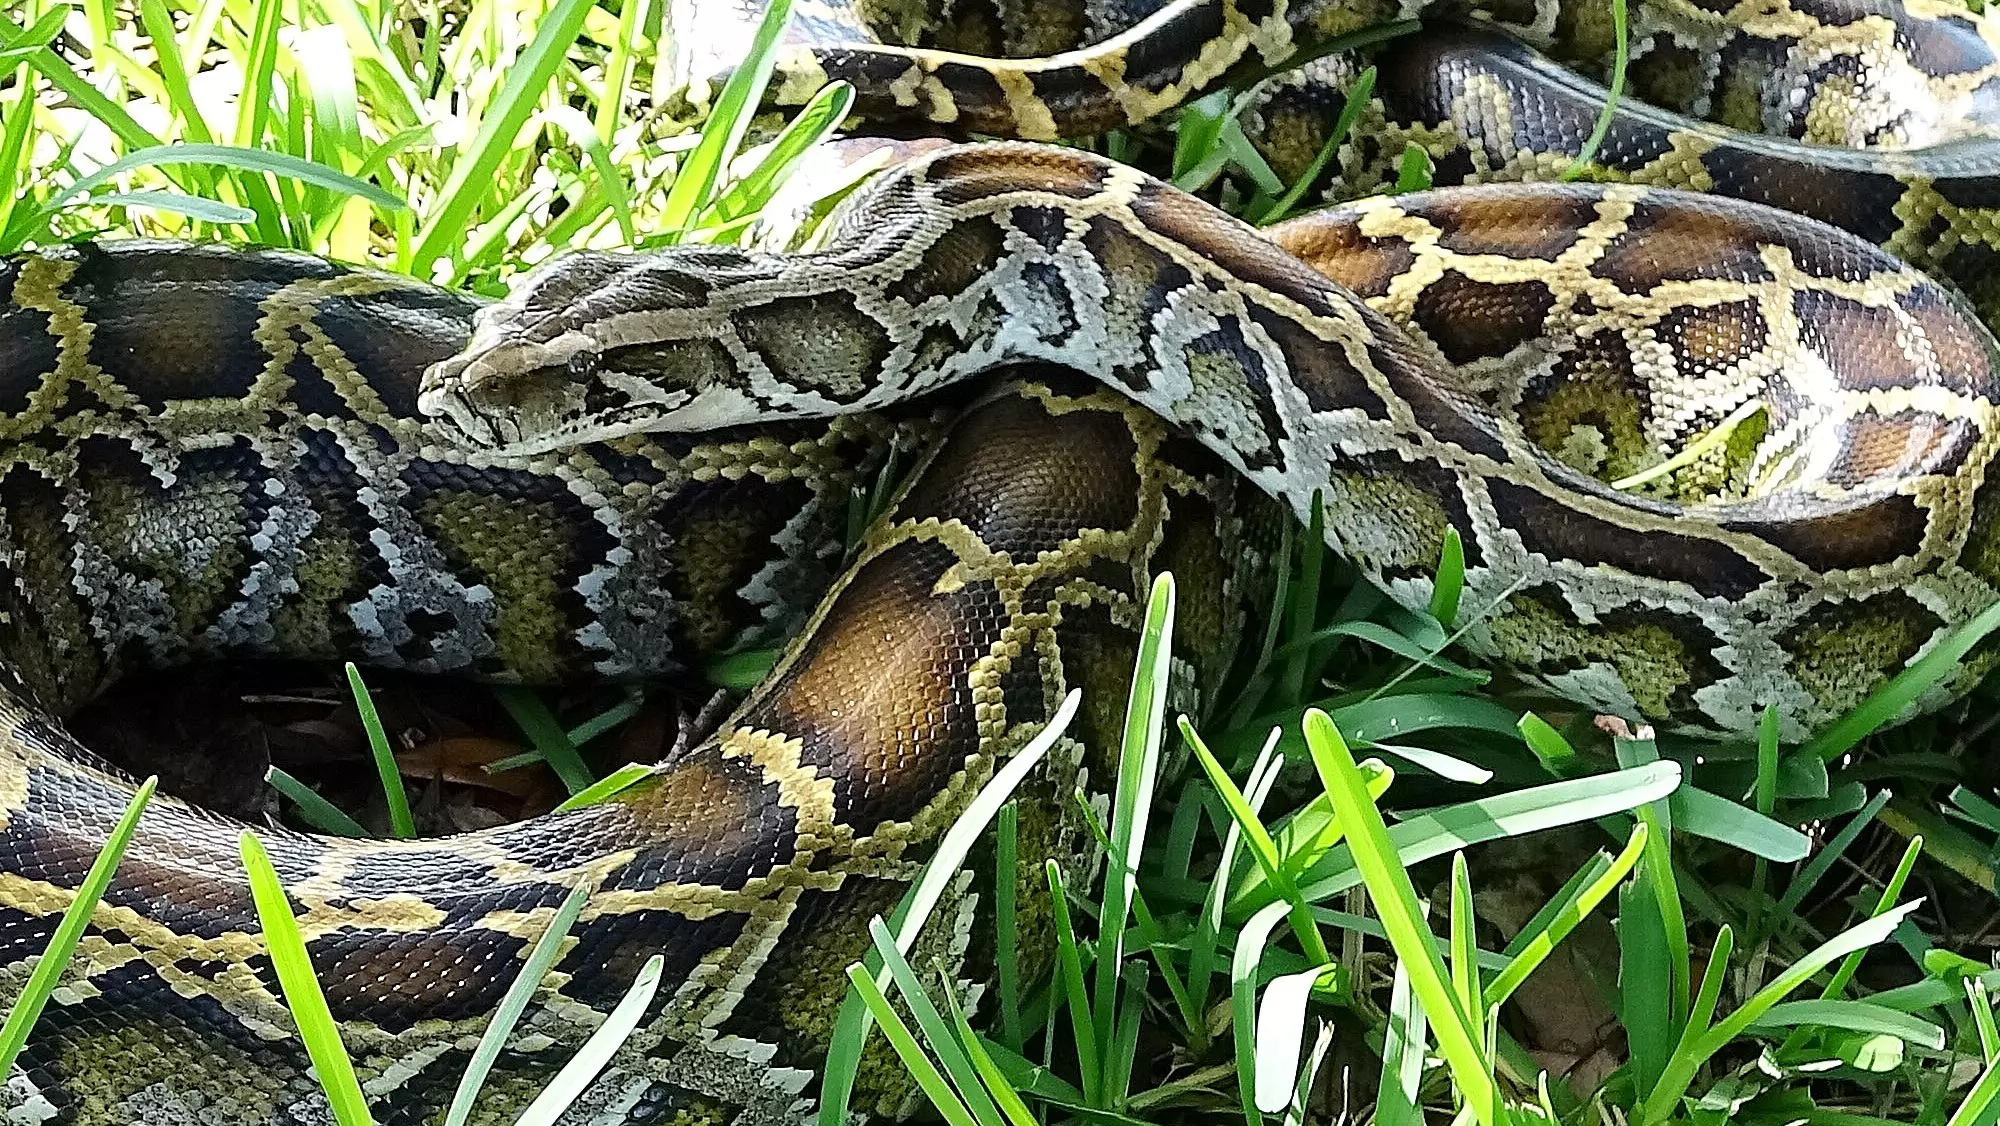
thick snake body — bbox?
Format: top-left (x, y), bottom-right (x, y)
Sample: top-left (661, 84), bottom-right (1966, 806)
top-left (422, 144), bottom-right (2000, 741)
top-left (1248, 22), bottom-right (2000, 312)
top-left (10, 0), bottom-right (2000, 1123)
top-left (0, 242), bottom-right (1259, 1125)
top-left (672, 0), bottom-right (2000, 146)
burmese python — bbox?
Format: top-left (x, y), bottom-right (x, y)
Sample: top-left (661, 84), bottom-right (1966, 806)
top-left (10, 0), bottom-right (2000, 1123)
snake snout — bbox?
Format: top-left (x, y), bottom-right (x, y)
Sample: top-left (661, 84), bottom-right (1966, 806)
top-left (418, 385), bottom-right (502, 450)
top-left (418, 331), bottom-right (599, 451)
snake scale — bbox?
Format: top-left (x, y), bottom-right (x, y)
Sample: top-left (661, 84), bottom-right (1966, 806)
top-left (9, 0), bottom-right (2000, 1121)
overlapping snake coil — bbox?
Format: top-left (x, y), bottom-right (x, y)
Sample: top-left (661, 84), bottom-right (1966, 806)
top-left (8, 0), bottom-right (2000, 1121)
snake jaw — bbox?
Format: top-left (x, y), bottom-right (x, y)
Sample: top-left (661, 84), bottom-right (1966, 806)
top-left (418, 324), bottom-right (598, 452)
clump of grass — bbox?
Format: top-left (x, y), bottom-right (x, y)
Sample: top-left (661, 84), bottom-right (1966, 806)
top-left (1, 0), bottom-right (855, 285)
top-left (840, 505), bottom-right (1998, 1124)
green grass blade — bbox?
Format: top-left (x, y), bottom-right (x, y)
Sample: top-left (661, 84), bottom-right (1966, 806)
top-left (408, 0), bottom-right (597, 278)
top-left (264, 766), bottom-right (370, 837)
top-left (1103, 962), bottom-right (1148, 1107)
top-left (514, 954), bottom-right (666, 1126)
top-left (1171, 89), bottom-right (1232, 188)
top-left (1376, 921), bottom-right (1430, 1126)
top-left (1620, 868), bottom-right (1672, 1100)
top-left (868, 920), bottom-right (1008, 1126)
top-left (1561, 0), bottom-right (1627, 179)
top-left (1229, 900), bottom-right (1293, 1126)
top-left (135, 0), bottom-right (209, 141)
top-left (75, 190), bottom-right (256, 224)
top-left (939, 983), bottom-right (1040, 1126)
top-left (1820, 835), bottom-right (1923, 1002)
top-left (225, 0), bottom-right (290, 240)
top-left (817, 691), bottom-right (1078, 1126)
top-left (0, 777), bottom-right (157, 1073)
top-left (1747, 705), bottom-right (1780, 940)
top-left (1253, 66), bottom-right (1374, 226)
top-left (1484, 824), bottom-right (1645, 1007)
top-left (1066, 792), bottom-right (1198, 1044)
top-left (708, 648), bottom-right (779, 691)
top-left (1617, 731), bottom-right (1691, 1025)
top-left (593, 0), bottom-right (648, 143)
top-left (709, 80), bottom-right (855, 226)
top-left (1775, 788), bottom-right (1891, 918)
top-left (1045, 859), bottom-right (1100, 1102)
top-left (1944, 1052), bottom-right (2000, 1126)
top-left (1744, 999), bottom-right (1944, 1047)
top-left (1186, 732), bottom-right (1282, 1041)
top-left (239, 831), bottom-right (376, 1126)
top-left (5, 11), bottom-right (165, 153)
top-left (994, 802), bottom-right (1023, 1052)
top-left (1449, 852), bottom-right (1480, 1029)
top-left (1280, 496), bottom-right (1325, 708)
top-left (493, 686), bottom-right (596, 795)
top-left (1264, 620), bottom-right (1485, 681)
top-left (43, 143), bottom-right (406, 216)
top-left (442, 883), bottom-right (591, 1126)
top-left (534, 104), bottom-right (636, 245)
top-left (1092, 573), bottom-right (1175, 1085)
top-left (1428, 527), bottom-right (1464, 626)
top-left (1655, 924), bottom-right (1734, 1111)
top-left (1776, 835), bottom-right (1925, 1061)
top-left (553, 763), bottom-right (658, 812)
top-left (859, 918), bottom-right (1007, 1126)
top-left (1667, 786), bottom-right (1808, 860)
top-left (1803, 595), bottom-right (2000, 762)
top-left (0, 62), bottom-right (36, 241)
top-left (0, 8), bottom-right (66, 67)
top-left (1516, 712), bottom-right (1575, 772)
top-left (1252, 966), bottom-right (1323, 1113)
top-left (1302, 709), bottom-right (1500, 1125)
top-left (1639, 902), bottom-right (1922, 1124)
top-left (562, 689), bottom-right (648, 749)
top-left (1276, 759), bottom-right (1681, 906)
top-left (1185, 717), bottom-right (1337, 963)
top-left (842, 962), bottom-right (980, 1126)
top-left (1612, 399), bottom-right (1765, 492)
top-left (1218, 120), bottom-right (1284, 197)
top-left (1392, 142), bottom-right (1432, 192)
top-left (657, 0), bottom-right (797, 236)
top-left (1971, 978), bottom-right (2000, 1063)
top-left (345, 663), bottom-right (414, 838)
top-left (231, 0), bottom-right (284, 149)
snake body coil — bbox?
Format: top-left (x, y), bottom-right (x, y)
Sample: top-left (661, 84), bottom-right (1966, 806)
top-left (9, 0), bottom-right (2000, 1123)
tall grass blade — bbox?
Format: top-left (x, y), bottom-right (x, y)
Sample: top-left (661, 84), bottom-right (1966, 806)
top-left (0, 778), bottom-right (157, 1073)
top-left (409, 0), bottom-right (598, 278)
top-left (240, 831), bottom-right (376, 1126)
top-left (817, 691), bottom-right (1079, 1126)
top-left (657, 0), bottom-right (797, 235)
top-left (345, 663), bottom-right (414, 839)
top-left (442, 883), bottom-right (592, 1126)
top-left (1093, 574), bottom-right (1175, 1085)
top-left (1303, 709), bottom-right (1500, 1126)
top-left (513, 954), bottom-right (666, 1126)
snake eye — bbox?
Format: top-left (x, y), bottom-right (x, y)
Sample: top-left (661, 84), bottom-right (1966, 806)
top-left (565, 350), bottom-right (601, 381)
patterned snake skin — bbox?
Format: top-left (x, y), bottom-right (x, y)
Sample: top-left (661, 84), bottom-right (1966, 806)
top-left (9, 0), bottom-right (2000, 1122)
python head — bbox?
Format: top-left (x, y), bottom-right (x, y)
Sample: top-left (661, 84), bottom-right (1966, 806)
top-left (419, 245), bottom-right (770, 455)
